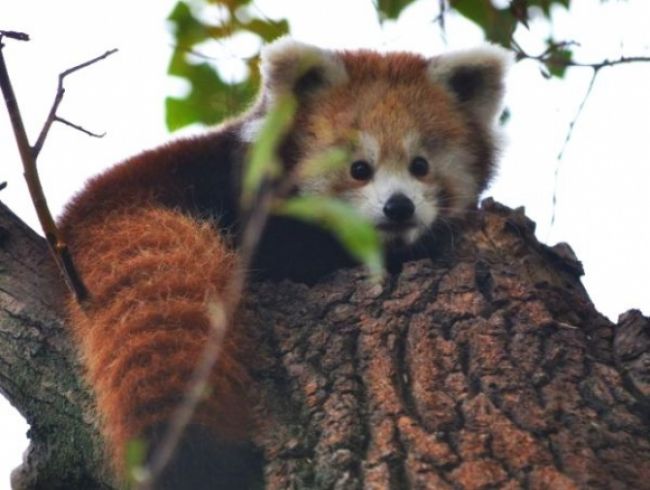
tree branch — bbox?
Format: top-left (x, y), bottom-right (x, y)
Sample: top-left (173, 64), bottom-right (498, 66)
top-left (0, 30), bottom-right (30, 42)
top-left (513, 42), bottom-right (650, 71)
top-left (32, 48), bottom-right (116, 157)
top-left (549, 68), bottom-right (599, 231)
top-left (54, 116), bottom-right (106, 139)
top-left (0, 33), bottom-right (116, 303)
top-left (3, 199), bottom-right (649, 489)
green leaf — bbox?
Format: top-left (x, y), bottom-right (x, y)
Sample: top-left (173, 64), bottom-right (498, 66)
top-left (243, 18), bottom-right (289, 42)
top-left (168, 1), bottom-right (212, 48)
top-left (124, 438), bottom-right (148, 486)
top-left (220, 0), bottom-right (253, 9)
top-left (166, 1), bottom-right (288, 130)
top-left (453, 0), bottom-right (516, 47)
top-left (276, 196), bottom-right (384, 278)
top-left (375, 0), bottom-right (416, 21)
top-left (165, 62), bottom-right (257, 130)
top-left (545, 46), bottom-right (573, 78)
top-left (299, 147), bottom-right (350, 180)
top-left (242, 94), bottom-right (297, 206)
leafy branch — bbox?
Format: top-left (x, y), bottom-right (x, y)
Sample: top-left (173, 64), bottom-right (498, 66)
top-left (135, 84), bottom-right (383, 487)
top-left (0, 29), bottom-right (117, 302)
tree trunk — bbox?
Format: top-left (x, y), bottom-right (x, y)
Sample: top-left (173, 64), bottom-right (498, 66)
top-left (1, 198), bottom-right (648, 489)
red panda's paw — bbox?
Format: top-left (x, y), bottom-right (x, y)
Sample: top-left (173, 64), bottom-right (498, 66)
top-left (142, 423), bottom-right (264, 490)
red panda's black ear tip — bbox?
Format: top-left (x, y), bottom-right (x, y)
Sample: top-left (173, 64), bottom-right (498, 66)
top-left (260, 36), bottom-right (348, 99)
top-left (428, 45), bottom-right (513, 124)
top-left (428, 45), bottom-right (513, 79)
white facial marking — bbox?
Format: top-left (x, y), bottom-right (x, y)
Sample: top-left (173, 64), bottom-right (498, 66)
top-left (402, 131), bottom-right (420, 155)
top-left (435, 147), bottom-right (479, 211)
top-left (359, 132), bottom-right (380, 163)
top-left (350, 168), bottom-right (438, 245)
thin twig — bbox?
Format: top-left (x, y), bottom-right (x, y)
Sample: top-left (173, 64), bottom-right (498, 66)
top-left (513, 43), bottom-right (650, 71)
top-left (136, 157), bottom-right (287, 490)
top-left (511, 43), bottom-right (650, 233)
top-left (138, 188), bottom-right (275, 488)
top-left (55, 116), bottom-right (106, 138)
top-left (435, 0), bottom-right (447, 38)
top-left (33, 48), bottom-right (116, 157)
top-left (139, 303), bottom-right (229, 489)
top-left (556, 69), bottom-right (599, 162)
top-left (549, 68), bottom-right (600, 231)
top-left (0, 30), bottom-right (29, 42)
top-left (138, 98), bottom-right (302, 486)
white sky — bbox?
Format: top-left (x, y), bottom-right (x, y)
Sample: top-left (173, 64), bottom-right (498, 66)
top-left (0, 0), bottom-right (649, 487)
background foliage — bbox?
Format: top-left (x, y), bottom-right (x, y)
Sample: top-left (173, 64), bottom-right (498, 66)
top-left (166, 0), bottom-right (575, 130)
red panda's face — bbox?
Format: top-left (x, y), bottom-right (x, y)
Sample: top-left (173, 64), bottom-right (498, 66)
top-left (256, 39), bottom-right (511, 247)
top-left (296, 76), bottom-right (479, 246)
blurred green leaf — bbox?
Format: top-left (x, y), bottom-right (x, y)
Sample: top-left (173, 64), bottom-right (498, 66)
top-left (166, 0), bottom-right (288, 130)
top-left (375, 0), bottom-right (417, 21)
top-left (221, 0), bottom-right (253, 8)
top-left (545, 46), bottom-right (573, 78)
top-left (244, 18), bottom-right (289, 42)
top-left (168, 1), bottom-right (212, 48)
top-left (453, 0), bottom-right (516, 47)
top-left (124, 438), bottom-right (148, 486)
top-left (242, 94), bottom-right (297, 206)
top-left (276, 196), bottom-right (384, 278)
top-left (165, 62), bottom-right (257, 130)
top-left (300, 147), bottom-right (350, 180)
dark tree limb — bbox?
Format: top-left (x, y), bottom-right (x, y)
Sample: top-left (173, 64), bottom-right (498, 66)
top-left (0, 33), bottom-right (116, 303)
top-left (1, 198), bottom-right (649, 489)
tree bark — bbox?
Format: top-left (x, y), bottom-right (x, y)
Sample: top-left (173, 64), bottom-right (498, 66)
top-left (1, 198), bottom-right (648, 489)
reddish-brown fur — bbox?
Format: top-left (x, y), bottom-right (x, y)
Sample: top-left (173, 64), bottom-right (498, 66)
top-left (59, 129), bottom-right (251, 473)
top-left (293, 51), bottom-right (495, 201)
top-left (59, 41), bottom-right (506, 485)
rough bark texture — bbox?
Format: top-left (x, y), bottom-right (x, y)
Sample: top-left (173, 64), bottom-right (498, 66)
top-left (1, 198), bottom-right (648, 489)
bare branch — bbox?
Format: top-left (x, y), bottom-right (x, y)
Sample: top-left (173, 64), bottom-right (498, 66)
top-left (514, 43), bottom-right (650, 71)
top-left (55, 116), bottom-right (106, 138)
top-left (549, 69), bottom-right (600, 231)
top-left (0, 39), bottom-right (119, 302)
top-left (0, 30), bottom-right (30, 42)
top-left (33, 48), bottom-right (117, 157)
top-left (0, 181), bottom-right (7, 191)
top-left (434, 0), bottom-right (447, 40)
top-left (510, 43), bottom-right (650, 233)
top-left (556, 69), bottom-right (599, 163)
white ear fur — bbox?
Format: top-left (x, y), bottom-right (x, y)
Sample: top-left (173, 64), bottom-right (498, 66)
top-left (260, 37), bottom-right (348, 100)
top-left (428, 45), bottom-right (512, 125)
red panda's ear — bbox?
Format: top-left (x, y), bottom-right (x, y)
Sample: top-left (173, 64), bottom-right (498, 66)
top-left (260, 37), bottom-right (348, 102)
top-left (428, 45), bottom-right (512, 125)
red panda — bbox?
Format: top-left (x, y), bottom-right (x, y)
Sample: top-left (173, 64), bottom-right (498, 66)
top-left (58, 37), bottom-right (510, 488)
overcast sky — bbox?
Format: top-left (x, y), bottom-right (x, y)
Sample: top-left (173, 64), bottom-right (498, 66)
top-left (1, 0), bottom-right (649, 487)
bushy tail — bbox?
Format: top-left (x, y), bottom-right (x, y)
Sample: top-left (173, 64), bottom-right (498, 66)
top-left (65, 206), bottom-right (249, 473)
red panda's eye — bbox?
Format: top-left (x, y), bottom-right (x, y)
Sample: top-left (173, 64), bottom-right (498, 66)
top-left (350, 160), bottom-right (373, 181)
top-left (409, 156), bottom-right (430, 177)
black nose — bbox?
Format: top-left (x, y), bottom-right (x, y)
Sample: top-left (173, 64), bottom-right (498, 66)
top-left (383, 193), bottom-right (415, 222)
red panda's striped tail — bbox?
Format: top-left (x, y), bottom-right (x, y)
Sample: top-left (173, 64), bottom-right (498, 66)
top-left (65, 205), bottom-right (250, 476)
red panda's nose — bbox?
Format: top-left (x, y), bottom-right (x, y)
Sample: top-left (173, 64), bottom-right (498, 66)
top-left (383, 193), bottom-right (415, 222)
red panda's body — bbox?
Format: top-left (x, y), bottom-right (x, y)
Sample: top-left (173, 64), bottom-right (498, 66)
top-left (59, 38), bottom-right (509, 489)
